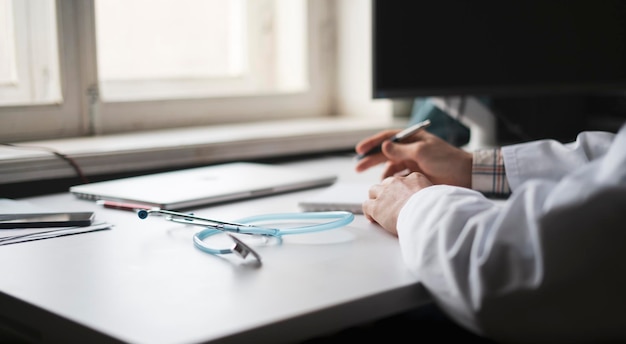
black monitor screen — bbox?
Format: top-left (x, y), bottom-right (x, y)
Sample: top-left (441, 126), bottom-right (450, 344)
top-left (373, 1), bottom-right (626, 99)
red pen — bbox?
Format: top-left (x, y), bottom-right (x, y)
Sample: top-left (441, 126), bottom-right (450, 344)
top-left (96, 200), bottom-right (154, 211)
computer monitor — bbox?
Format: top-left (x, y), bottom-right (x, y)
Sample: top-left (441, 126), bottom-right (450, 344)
top-left (372, 1), bottom-right (626, 144)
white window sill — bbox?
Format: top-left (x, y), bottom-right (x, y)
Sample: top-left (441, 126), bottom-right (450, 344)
top-left (0, 117), bottom-right (405, 185)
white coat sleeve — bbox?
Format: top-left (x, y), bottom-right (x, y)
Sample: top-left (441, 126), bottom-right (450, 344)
top-left (502, 130), bottom-right (614, 190)
top-left (396, 128), bottom-right (626, 343)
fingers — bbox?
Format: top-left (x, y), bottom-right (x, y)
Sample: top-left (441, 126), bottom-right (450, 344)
top-left (382, 161), bottom-right (414, 179)
top-left (354, 130), bottom-right (400, 172)
top-left (364, 177), bottom-right (387, 204)
top-left (354, 128), bottom-right (432, 175)
top-left (355, 129), bottom-right (398, 156)
top-left (382, 137), bottom-right (422, 161)
top-left (362, 182), bottom-right (383, 224)
top-left (363, 173), bottom-right (433, 226)
top-left (355, 153), bottom-right (387, 173)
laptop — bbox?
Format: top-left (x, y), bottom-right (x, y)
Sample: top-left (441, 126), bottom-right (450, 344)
top-left (70, 162), bottom-right (337, 210)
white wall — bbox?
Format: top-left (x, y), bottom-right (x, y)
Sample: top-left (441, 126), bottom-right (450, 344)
top-left (334, 0), bottom-right (392, 119)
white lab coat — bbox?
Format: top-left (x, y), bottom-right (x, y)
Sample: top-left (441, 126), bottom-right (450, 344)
top-left (397, 124), bottom-right (626, 343)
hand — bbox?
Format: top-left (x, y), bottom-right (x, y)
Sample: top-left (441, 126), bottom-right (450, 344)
top-left (355, 128), bottom-right (473, 188)
top-left (362, 172), bottom-right (433, 235)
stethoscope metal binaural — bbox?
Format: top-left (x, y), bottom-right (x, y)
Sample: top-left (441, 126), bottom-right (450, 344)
top-left (137, 208), bottom-right (355, 264)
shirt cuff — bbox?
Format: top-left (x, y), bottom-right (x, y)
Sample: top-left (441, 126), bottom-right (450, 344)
top-left (472, 148), bottom-right (511, 197)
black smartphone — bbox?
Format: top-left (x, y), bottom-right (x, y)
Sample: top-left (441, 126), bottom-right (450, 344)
top-left (0, 212), bottom-right (95, 229)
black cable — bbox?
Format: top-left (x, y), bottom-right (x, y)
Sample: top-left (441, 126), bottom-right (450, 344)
top-left (0, 143), bottom-right (89, 184)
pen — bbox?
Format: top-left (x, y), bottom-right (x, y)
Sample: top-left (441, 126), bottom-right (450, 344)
top-left (355, 119), bottom-right (431, 160)
top-left (96, 200), bottom-right (153, 212)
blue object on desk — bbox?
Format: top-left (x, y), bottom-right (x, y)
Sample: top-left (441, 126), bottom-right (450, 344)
top-left (137, 209), bottom-right (355, 264)
top-left (410, 98), bottom-right (471, 147)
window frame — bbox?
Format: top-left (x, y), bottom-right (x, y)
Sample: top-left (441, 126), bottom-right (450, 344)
top-left (0, 0), bottom-right (85, 143)
top-left (0, 0), bottom-right (399, 191)
top-left (0, 0), bottom-right (336, 142)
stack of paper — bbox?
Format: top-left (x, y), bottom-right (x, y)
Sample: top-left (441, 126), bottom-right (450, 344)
top-left (0, 198), bottom-right (112, 245)
top-left (0, 222), bottom-right (112, 245)
top-left (298, 182), bottom-right (371, 214)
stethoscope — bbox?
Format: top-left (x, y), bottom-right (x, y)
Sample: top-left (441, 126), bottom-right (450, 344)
top-left (137, 208), bottom-right (355, 264)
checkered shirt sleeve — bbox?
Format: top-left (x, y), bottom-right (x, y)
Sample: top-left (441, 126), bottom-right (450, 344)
top-left (471, 148), bottom-right (511, 197)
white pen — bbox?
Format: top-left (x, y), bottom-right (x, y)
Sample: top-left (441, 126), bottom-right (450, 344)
top-left (355, 119), bottom-right (431, 160)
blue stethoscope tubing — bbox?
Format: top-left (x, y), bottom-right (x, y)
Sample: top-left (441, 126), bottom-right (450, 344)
top-left (193, 211), bottom-right (355, 254)
top-left (138, 209), bottom-right (355, 257)
top-left (231, 211), bottom-right (355, 235)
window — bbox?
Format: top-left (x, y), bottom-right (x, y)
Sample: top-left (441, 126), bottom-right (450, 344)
top-left (0, 0), bottom-right (61, 106)
top-left (95, 0), bottom-right (307, 101)
top-left (0, 0), bottom-right (335, 142)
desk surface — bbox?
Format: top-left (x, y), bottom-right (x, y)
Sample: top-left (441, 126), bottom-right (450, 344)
top-left (0, 155), bottom-right (429, 344)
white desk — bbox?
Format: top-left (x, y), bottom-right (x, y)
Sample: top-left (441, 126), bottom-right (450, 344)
top-left (0, 155), bottom-right (430, 343)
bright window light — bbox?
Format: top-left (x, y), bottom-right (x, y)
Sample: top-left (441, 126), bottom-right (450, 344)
top-left (95, 0), bottom-right (245, 80)
top-left (95, 0), bottom-right (307, 101)
top-left (0, 0), bottom-right (61, 106)
top-left (0, 0), bottom-right (17, 85)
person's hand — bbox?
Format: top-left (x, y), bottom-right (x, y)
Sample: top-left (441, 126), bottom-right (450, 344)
top-left (362, 172), bottom-right (433, 235)
top-left (355, 128), bottom-right (473, 188)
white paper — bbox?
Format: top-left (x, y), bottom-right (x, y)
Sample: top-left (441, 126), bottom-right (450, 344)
top-left (0, 198), bottom-right (112, 245)
top-left (298, 182), bottom-right (371, 214)
top-left (0, 222), bottom-right (113, 245)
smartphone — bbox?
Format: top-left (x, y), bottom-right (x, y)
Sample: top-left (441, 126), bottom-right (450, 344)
top-left (0, 212), bottom-right (95, 229)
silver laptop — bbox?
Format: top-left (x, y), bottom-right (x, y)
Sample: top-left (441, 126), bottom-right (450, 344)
top-left (70, 162), bottom-right (337, 210)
